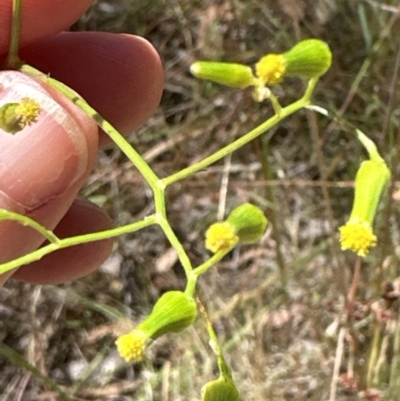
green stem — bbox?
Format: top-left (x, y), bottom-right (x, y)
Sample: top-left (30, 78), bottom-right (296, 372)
top-left (162, 78), bottom-right (318, 186)
top-left (0, 215), bottom-right (157, 274)
top-left (21, 64), bottom-right (195, 278)
top-left (185, 247), bottom-right (233, 296)
top-left (0, 208), bottom-right (60, 244)
top-left (157, 217), bottom-right (194, 275)
top-left (198, 299), bottom-right (232, 379)
top-left (21, 65), bottom-right (160, 190)
top-left (268, 92), bottom-right (283, 116)
top-left (193, 248), bottom-right (233, 277)
top-left (4, 0), bottom-right (23, 68)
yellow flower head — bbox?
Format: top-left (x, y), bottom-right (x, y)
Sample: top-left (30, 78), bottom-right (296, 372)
top-left (339, 220), bottom-right (377, 257)
top-left (205, 222), bottom-right (239, 253)
top-left (255, 54), bottom-right (286, 85)
top-left (339, 130), bottom-right (390, 257)
top-left (15, 97), bottom-right (41, 128)
top-left (0, 97), bottom-right (41, 134)
top-left (115, 329), bottom-right (148, 363)
top-left (115, 291), bottom-right (197, 363)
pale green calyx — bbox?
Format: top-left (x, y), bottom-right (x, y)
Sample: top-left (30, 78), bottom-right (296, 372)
top-left (139, 290), bottom-right (197, 338)
top-left (201, 377), bottom-right (239, 401)
top-left (226, 203), bottom-right (268, 244)
top-left (282, 38), bottom-right (332, 79)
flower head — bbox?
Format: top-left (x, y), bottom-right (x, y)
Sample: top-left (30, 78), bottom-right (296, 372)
top-left (115, 291), bottom-right (197, 363)
top-left (115, 329), bottom-right (148, 363)
top-left (339, 131), bottom-right (390, 257)
top-left (0, 97), bottom-right (41, 134)
top-left (205, 222), bottom-right (239, 253)
top-left (205, 203), bottom-right (267, 253)
top-left (255, 54), bottom-right (286, 85)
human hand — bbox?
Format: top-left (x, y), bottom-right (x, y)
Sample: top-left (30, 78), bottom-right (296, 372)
top-left (0, 0), bottom-right (164, 285)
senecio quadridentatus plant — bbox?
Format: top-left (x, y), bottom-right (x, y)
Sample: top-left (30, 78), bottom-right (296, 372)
top-left (0, 0), bottom-right (391, 399)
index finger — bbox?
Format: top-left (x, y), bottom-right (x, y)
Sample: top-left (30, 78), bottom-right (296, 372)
top-left (0, 0), bottom-right (93, 54)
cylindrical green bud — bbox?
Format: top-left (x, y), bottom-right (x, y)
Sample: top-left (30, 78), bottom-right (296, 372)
top-left (190, 61), bottom-right (255, 89)
top-left (350, 130), bottom-right (390, 224)
top-left (350, 159), bottom-right (390, 224)
top-left (139, 291), bottom-right (197, 338)
top-left (201, 377), bottom-right (239, 401)
top-left (282, 39), bottom-right (332, 79)
top-left (226, 203), bottom-right (268, 244)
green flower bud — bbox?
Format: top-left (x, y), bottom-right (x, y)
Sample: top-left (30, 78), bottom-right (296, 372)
top-left (339, 130), bottom-right (390, 257)
top-left (0, 97), bottom-right (41, 134)
top-left (139, 291), bottom-right (197, 338)
top-left (226, 203), bottom-right (268, 244)
top-left (116, 291), bottom-right (197, 363)
top-left (254, 39), bottom-right (331, 86)
top-left (282, 38), bottom-right (332, 79)
top-left (190, 61), bottom-right (255, 89)
top-left (205, 203), bottom-right (267, 253)
top-left (201, 377), bottom-right (239, 401)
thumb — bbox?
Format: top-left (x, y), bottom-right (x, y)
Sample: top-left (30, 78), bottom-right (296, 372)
top-left (0, 70), bottom-right (98, 272)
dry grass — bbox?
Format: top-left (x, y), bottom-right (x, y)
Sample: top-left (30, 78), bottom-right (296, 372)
top-left (2, 0), bottom-right (400, 400)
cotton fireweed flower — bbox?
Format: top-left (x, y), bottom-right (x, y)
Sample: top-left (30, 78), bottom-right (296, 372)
top-left (339, 130), bottom-right (391, 257)
top-left (205, 203), bottom-right (268, 253)
top-left (255, 39), bottom-right (332, 86)
top-left (253, 39), bottom-right (331, 101)
top-left (190, 39), bottom-right (331, 104)
top-left (115, 291), bottom-right (197, 363)
top-left (0, 97), bottom-right (41, 134)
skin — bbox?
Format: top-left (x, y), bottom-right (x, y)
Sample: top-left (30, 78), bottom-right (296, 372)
top-left (0, 0), bottom-right (164, 284)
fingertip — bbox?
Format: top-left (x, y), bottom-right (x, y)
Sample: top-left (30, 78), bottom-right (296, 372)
top-left (20, 32), bottom-right (164, 145)
top-left (0, 0), bottom-right (93, 54)
top-left (0, 70), bottom-right (98, 211)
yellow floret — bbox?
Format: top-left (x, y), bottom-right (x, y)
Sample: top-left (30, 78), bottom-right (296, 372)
top-left (339, 221), bottom-right (377, 257)
top-left (255, 54), bottom-right (286, 85)
top-left (15, 97), bottom-right (41, 128)
top-left (115, 330), bottom-right (148, 363)
top-left (205, 222), bottom-right (239, 253)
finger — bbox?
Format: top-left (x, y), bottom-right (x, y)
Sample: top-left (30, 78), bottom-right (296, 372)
top-left (0, 71), bottom-right (98, 266)
top-left (12, 199), bottom-right (113, 284)
top-left (20, 32), bottom-right (164, 146)
top-left (0, 0), bottom-right (93, 54)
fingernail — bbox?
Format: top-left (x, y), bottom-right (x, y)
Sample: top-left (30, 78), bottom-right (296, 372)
top-left (0, 71), bottom-right (89, 211)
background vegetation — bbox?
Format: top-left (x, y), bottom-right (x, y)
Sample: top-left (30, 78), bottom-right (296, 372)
top-left (1, 0), bottom-right (400, 400)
